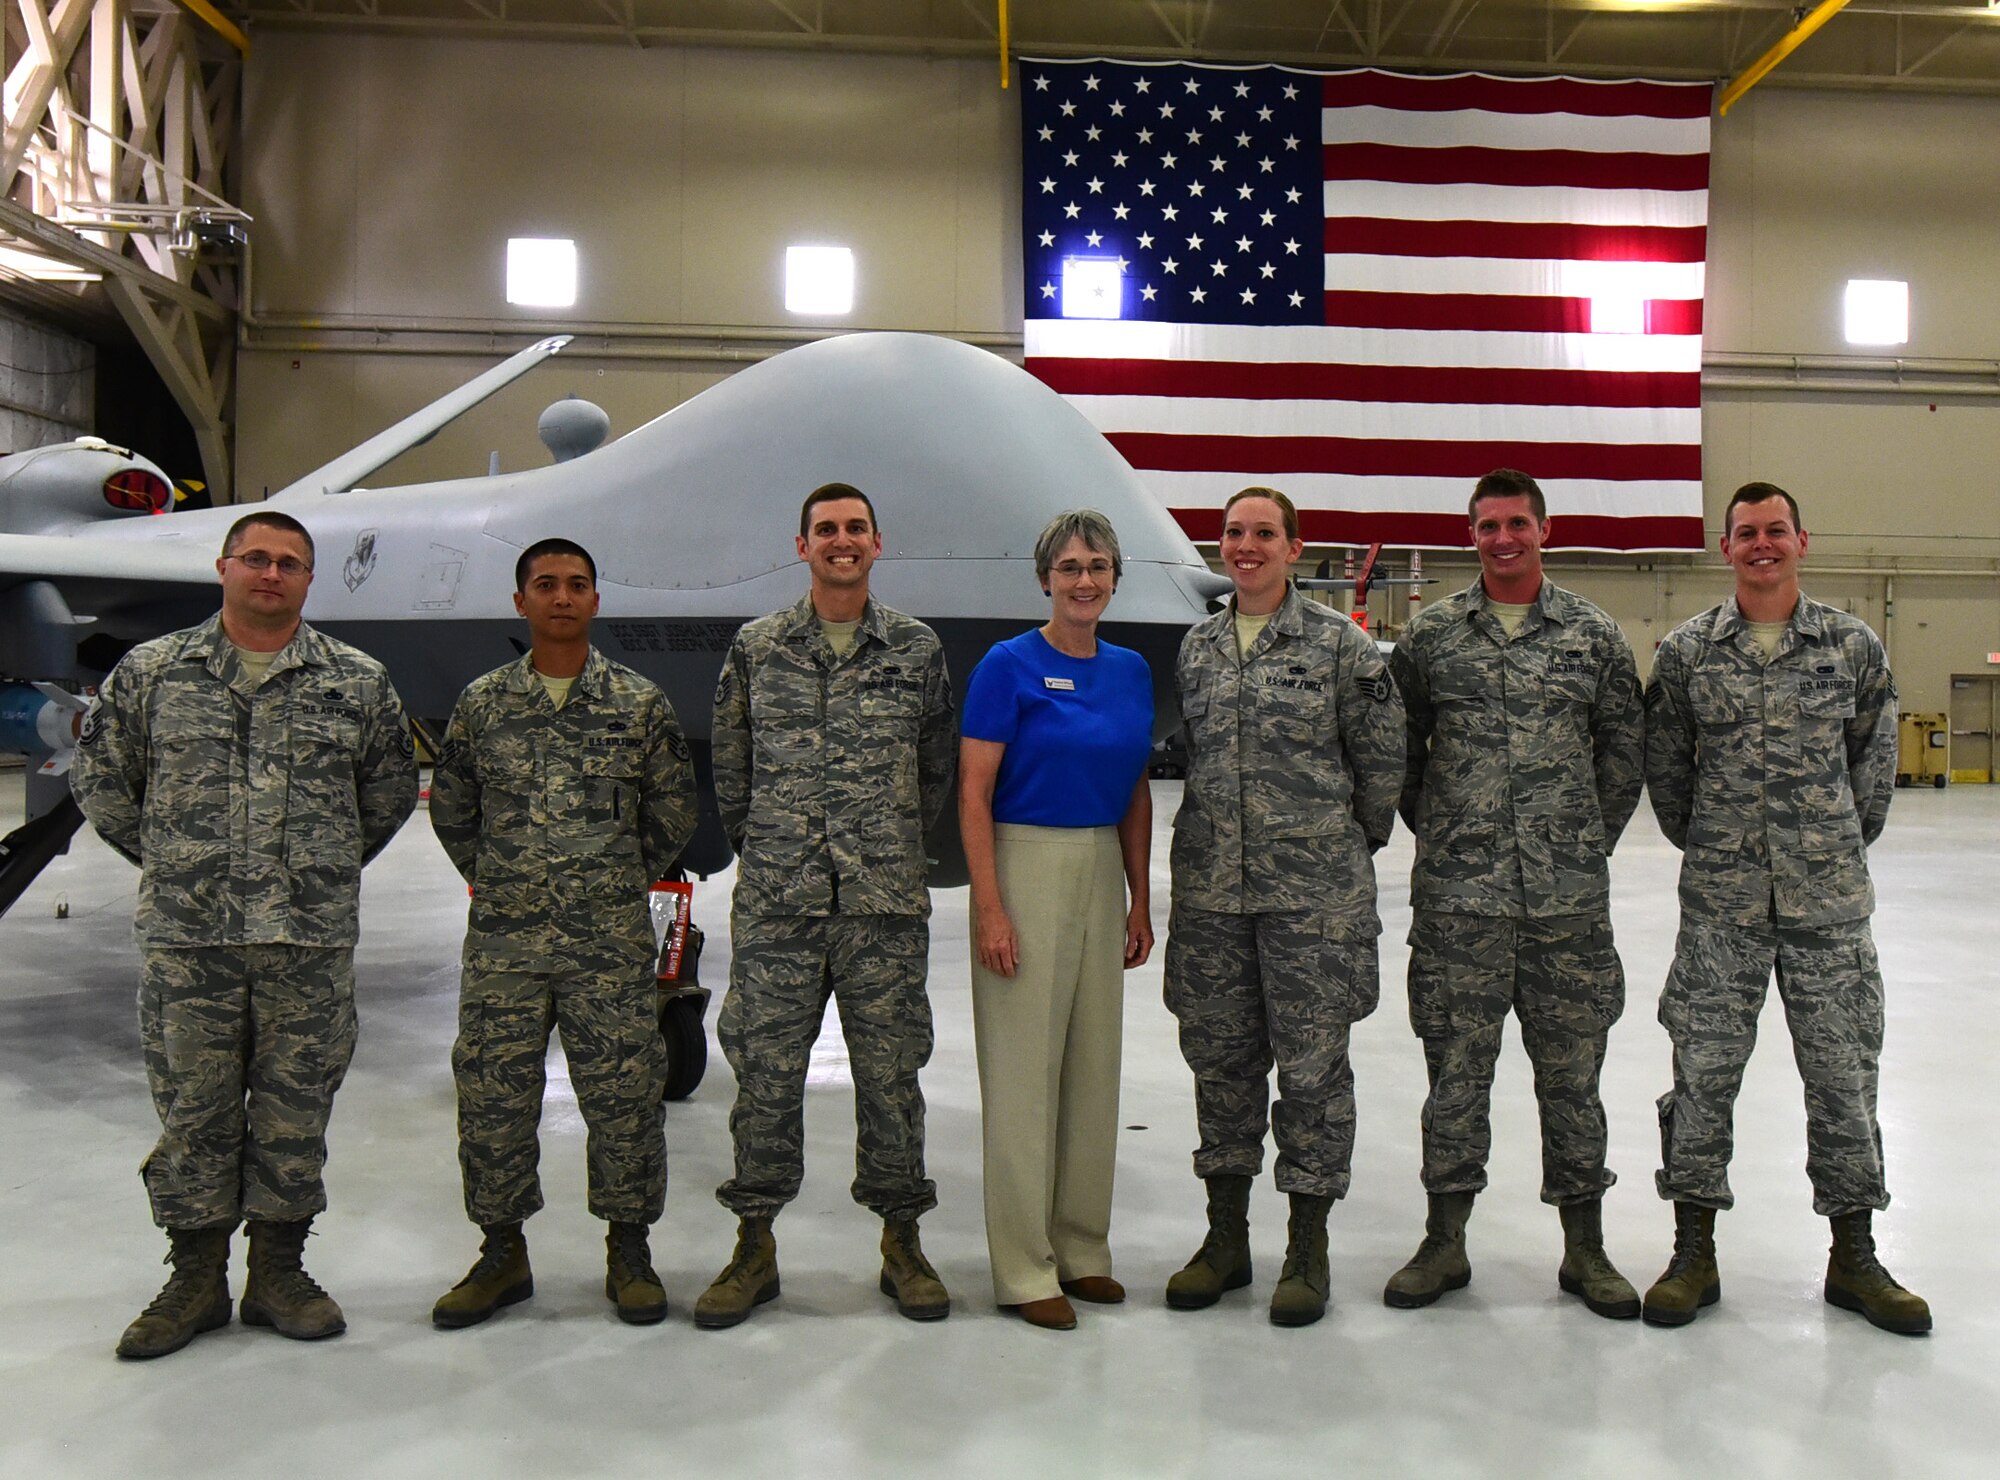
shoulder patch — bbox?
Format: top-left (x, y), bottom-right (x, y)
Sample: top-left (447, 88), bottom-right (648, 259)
top-left (1360, 672), bottom-right (1393, 703)
top-left (78, 706), bottom-right (105, 746)
top-left (667, 730), bottom-right (691, 762)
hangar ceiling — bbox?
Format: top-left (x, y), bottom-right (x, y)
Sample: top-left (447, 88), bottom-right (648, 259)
top-left (219, 0), bottom-right (2000, 93)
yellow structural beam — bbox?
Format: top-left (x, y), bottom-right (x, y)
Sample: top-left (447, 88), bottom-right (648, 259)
top-left (174, 0), bottom-right (250, 56)
top-left (1718, 0), bottom-right (1848, 116)
top-left (999, 0), bottom-right (1010, 89)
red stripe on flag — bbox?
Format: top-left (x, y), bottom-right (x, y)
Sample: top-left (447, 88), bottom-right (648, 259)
top-left (1320, 72), bottom-right (1714, 121)
top-left (1111, 432), bottom-right (1701, 482)
top-left (1174, 506), bottom-right (1706, 551)
top-left (1323, 216), bottom-right (1707, 263)
top-left (1321, 291), bottom-right (1704, 336)
top-left (1323, 143), bottom-right (1709, 192)
top-left (1024, 356), bottom-right (1702, 409)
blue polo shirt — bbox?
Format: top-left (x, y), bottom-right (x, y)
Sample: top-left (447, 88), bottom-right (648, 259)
top-left (962, 629), bottom-right (1154, 828)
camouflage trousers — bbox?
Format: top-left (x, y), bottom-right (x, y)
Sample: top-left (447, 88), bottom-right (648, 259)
top-left (1406, 911), bottom-right (1623, 1206)
top-left (137, 945), bottom-right (356, 1230)
top-left (453, 959), bottom-right (667, 1226)
top-left (717, 912), bottom-right (937, 1222)
top-left (1164, 906), bottom-right (1380, 1198)
top-left (1655, 914), bottom-right (1888, 1217)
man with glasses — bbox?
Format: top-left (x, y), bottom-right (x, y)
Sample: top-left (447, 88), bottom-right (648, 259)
top-left (72, 510), bottom-right (418, 1359)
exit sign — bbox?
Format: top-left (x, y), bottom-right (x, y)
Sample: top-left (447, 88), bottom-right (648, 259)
top-left (1990, 653), bottom-right (2000, 665)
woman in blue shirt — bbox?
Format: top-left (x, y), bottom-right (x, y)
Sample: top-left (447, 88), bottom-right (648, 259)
top-left (959, 509), bottom-right (1156, 1331)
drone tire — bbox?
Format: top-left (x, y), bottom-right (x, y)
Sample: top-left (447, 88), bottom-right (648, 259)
top-left (661, 995), bottom-right (708, 1102)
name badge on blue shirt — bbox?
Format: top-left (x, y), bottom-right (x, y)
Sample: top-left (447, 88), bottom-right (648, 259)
top-left (1043, 677), bottom-right (1075, 691)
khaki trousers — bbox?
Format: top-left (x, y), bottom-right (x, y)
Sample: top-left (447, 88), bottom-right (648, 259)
top-left (971, 823), bottom-right (1127, 1305)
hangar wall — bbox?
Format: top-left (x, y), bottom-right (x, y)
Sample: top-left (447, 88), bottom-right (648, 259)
top-left (233, 33), bottom-right (2000, 711)
top-left (0, 307), bottom-right (94, 451)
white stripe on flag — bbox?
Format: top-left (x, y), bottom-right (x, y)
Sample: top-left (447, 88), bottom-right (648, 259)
top-left (1322, 179), bottom-right (1708, 227)
top-left (1062, 395), bottom-right (1699, 445)
top-left (1323, 254), bottom-right (1706, 300)
top-left (1023, 318), bottom-right (1703, 373)
top-left (1139, 469), bottom-right (1704, 521)
top-left (1320, 105), bottom-right (1713, 156)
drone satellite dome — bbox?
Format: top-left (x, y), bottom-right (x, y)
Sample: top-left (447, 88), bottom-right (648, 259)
top-left (537, 396), bottom-right (611, 463)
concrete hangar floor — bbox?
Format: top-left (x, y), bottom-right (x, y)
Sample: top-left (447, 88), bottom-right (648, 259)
top-left (1, 779), bottom-right (1992, 1480)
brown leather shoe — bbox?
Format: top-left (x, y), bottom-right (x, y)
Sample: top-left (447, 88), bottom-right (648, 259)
top-left (1007, 1295), bottom-right (1077, 1330)
top-left (1060, 1276), bottom-right (1126, 1305)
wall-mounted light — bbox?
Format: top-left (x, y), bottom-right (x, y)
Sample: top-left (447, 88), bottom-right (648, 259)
top-left (785, 245), bottom-right (854, 315)
top-left (1844, 279), bottom-right (1908, 346)
top-left (506, 237), bottom-right (577, 308)
top-left (1061, 257), bottom-right (1124, 320)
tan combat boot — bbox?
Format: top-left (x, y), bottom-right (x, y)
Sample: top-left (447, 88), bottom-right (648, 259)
top-left (606, 1222), bottom-right (669, 1325)
top-left (1383, 1192), bottom-right (1474, 1309)
top-left (1165, 1174), bottom-right (1253, 1311)
top-left (432, 1223), bottom-right (533, 1329)
top-left (1269, 1192), bottom-right (1334, 1328)
top-left (116, 1224), bottom-right (235, 1360)
top-left (1824, 1211), bottom-right (1931, 1335)
top-left (1558, 1199), bottom-right (1641, 1320)
top-left (694, 1216), bottom-right (779, 1330)
top-left (1641, 1202), bottom-right (1719, 1327)
top-left (879, 1217), bottom-right (951, 1321)
top-left (240, 1219), bottom-right (345, 1340)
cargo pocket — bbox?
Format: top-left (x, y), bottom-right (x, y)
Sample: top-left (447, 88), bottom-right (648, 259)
top-left (1405, 915), bottom-right (1507, 1039)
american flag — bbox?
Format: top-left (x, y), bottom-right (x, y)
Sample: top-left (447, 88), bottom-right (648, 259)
top-left (1020, 61), bottom-right (1712, 552)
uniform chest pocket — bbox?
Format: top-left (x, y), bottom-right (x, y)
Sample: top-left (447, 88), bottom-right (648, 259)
top-left (1255, 674), bottom-right (1330, 743)
top-left (290, 711), bottom-right (361, 762)
top-left (581, 740), bottom-right (644, 780)
top-left (1429, 658), bottom-right (1495, 710)
top-left (751, 670), bottom-right (823, 756)
top-left (1797, 683), bottom-right (1856, 720)
top-left (858, 683), bottom-right (924, 730)
top-left (1687, 668), bottom-right (1755, 729)
top-left (152, 713), bottom-right (239, 806)
top-left (1177, 679), bottom-right (1216, 749)
top-left (154, 711), bottom-right (237, 755)
top-left (1543, 669), bottom-right (1596, 709)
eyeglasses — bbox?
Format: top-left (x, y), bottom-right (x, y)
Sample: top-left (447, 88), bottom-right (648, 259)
top-left (226, 552), bottom-right (312, 576)
top-left (1051, 560), bottom-right (1115, 579)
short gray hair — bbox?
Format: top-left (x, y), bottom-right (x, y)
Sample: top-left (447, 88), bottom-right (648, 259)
top-left (1033, 508), bottom-right (1123, 587)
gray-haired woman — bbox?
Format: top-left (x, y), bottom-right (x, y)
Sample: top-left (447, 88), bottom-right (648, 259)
top-left (958, 510), bottom-right (1156, 1330)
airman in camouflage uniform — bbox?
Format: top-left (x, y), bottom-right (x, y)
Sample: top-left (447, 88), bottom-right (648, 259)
top-left (1641, 481), bottom-right (1929, 1335)
top-left (1383, 470), bottom-right (1645, 1321)
top-left (71, 509), bottom-right (417, 1359)
top-left (695, 484), bottom-right (957, 1330)
top-left (428, 539), bottom-right (697, 1329)
top-left (1163, 487), bottom-right (1404, 1327)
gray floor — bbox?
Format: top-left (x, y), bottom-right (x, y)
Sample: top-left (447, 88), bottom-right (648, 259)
top-left (2, 778), bottom-right (1993, 1479)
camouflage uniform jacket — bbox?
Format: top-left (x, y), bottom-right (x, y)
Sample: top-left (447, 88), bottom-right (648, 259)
top-left (1171, 584), bottom-right (1404, 931)
top-left (431, 647), bottom-right (697, 968)
top-left (1644, 594), bottom-right (1895, 930)
top-left (712, 594), bottom-right (955, 918)
top-left (71, 612), bottom-right (417, 948)
top-left (1390, 579), bottom-right (1644, 919)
